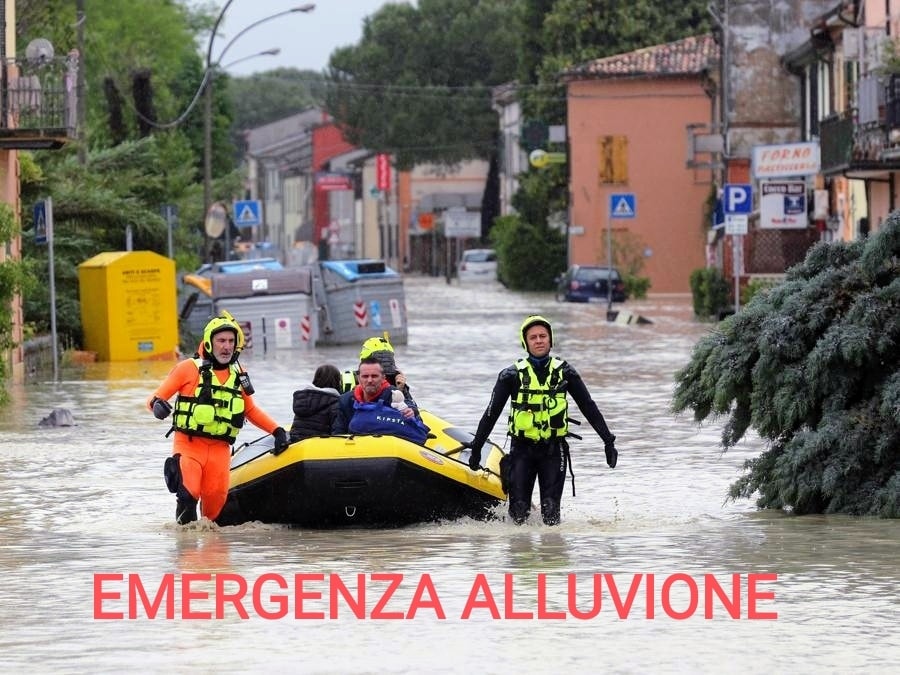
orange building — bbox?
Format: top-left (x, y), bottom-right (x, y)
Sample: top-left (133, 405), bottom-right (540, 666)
top-left (564, 35), bottom-right (719, 293)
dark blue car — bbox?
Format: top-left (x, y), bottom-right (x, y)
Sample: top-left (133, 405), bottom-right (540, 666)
top-left (555, 265), bottom-right (627, 303)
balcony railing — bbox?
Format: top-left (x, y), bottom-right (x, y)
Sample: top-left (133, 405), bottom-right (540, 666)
top-left (886, 73), bottom-right (900, 129)
top-left (819, 111), bottom-right (853, 173)
top-left (0, 51), bottom-right (78, 150)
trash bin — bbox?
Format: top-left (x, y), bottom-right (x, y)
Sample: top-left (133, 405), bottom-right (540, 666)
top-left (78, 251), bottom-right (178, 361)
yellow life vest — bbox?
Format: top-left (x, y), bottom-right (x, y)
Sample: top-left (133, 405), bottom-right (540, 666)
top-left (507, 357), bottom-right (568, 441)
top-left (173, 359), bottom-right (246, 443)
top-left (340, 370), bottom-right (358, 394)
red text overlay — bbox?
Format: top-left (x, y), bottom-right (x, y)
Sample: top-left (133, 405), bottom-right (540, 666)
top-left (94, 572), bottom-right (777, 621)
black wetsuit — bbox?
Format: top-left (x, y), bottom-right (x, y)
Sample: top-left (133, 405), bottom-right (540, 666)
top-left (470, 357), bottom-right (616, 525)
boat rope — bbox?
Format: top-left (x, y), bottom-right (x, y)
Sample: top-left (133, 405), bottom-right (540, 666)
top-left (231, 432), bottom-right (274, 457)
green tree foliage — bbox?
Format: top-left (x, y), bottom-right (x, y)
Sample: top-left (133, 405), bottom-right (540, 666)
top-left (21, 138), bottom-right (205, 345)
top-left (0, 204), bottom-right (29, 398)
top-left (689, 267), bottom-right (730, 319)
top-left (501, 164), bottom-right (568, 289)
top-left (324, 0), bottom-right (521, 169)
top-left (672, 216), bottom-right (900, 517)
top-left (11, 1), bottom-right (247, 356)
top-left (17, 1), bottom-right (233, 181)
top-left (511, 0), bottom-right (712, 287)
top-left (491, 215), bottom-right (565, 290)
top-left (227, 68), bottom-right (325, 136)
top-left (520, 0), bottom-right (711, 125)
top-left (512, 163), bottom-right (568, 228)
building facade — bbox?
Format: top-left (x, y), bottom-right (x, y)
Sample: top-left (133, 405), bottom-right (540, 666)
top-left (564, 35), bottom-right (718, 294)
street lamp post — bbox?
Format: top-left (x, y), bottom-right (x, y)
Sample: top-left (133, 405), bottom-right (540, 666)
top-left (202, 3), bottom-right (316, 260)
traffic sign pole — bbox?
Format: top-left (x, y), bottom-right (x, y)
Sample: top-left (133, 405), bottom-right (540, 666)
top-left (162, 204), bottom-right (178, 259)
top-left (607, 193), bottom-right (636, 314)
top-left (723, 184), bottom-right (753, 314)
top-left (45, 198), bottom-right (59, 381)
top-left (607, 204), bottom-right (613, 312)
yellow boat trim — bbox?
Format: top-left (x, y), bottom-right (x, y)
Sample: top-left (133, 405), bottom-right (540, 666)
top-left (230, 409), bottom-right (506, 501)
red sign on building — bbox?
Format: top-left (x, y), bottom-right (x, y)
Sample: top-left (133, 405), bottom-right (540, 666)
top-left (376, 153), bottom-right (391, 191)
top-left (315, 173), bottom-right (353, 192)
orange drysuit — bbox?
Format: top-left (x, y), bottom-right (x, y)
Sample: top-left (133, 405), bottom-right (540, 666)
top-left (148, 358), bottom-right (279, 521)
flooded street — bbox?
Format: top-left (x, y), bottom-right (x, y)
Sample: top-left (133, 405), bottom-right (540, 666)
top-left (1, 275), bottom-right (898, 673)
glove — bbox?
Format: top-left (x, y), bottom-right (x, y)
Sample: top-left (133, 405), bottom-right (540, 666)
top-left (468, 446), bottom-right (482, 471)
top-left (151, 397), bottom-right (172, 420)
top-left (271, 427), bottom-right (289, 456)
top-left (604, 441), bottom-right (618, 468)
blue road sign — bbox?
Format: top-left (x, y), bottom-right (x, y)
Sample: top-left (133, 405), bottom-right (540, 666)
top-left (610, 193), bottom-right (636, 219)
top-left (724, 184), bottom-right (753, 214)
top-left (34, 200), bottom-right (48, 244)
top-left (233, 199), bottom-right (262, 227)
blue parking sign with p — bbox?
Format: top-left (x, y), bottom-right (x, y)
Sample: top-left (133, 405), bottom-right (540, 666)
top-left (724, 184), bottom-right (752, 214)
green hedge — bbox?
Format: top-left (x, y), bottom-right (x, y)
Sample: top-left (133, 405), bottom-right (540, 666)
top-left (689, 267), bottom-right (729, 319)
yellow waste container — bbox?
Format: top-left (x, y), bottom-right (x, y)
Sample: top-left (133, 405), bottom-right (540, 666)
top-left (78, 251), bottom-right (178, 361)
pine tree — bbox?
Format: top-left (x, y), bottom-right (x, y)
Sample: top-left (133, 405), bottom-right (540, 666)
top-left (672, 215), bottom-right (900, 517)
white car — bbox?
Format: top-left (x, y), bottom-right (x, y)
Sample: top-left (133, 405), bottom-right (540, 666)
top-left (457, 248), bottom-right (498, 282)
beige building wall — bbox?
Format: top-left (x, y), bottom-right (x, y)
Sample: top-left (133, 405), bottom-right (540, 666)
top-left (407, 160), bottom-right (489, 205)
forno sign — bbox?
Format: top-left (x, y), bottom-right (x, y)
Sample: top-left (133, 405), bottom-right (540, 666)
top-left (752, 142), bottom-right (820, 179)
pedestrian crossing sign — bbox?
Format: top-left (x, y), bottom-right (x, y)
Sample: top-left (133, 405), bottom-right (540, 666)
top-left (34, 200), bottom-right (48, 244)
top-left (233, 199), bottom-right (262, 227)
top-left (610, 193), bottom-right (636, 219)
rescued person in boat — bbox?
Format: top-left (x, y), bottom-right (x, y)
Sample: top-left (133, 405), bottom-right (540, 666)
top-left (147, 314), bottom-right (289, 525)
top-left (332, 357), bottom-right (428, 443)
top-left (288, 364), bottom-right (341, 444)
top-left (465, 315), bottom-right (619, 526)
top-left (341, 335), bottom-right (415, 405)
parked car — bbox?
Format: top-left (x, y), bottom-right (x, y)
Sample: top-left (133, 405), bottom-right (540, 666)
top-left (555, 265), bottom-right (628, 303)
top-left (457, 248), bottom-right (498, 282)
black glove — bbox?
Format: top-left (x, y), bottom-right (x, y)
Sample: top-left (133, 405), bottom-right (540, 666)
top-left (151, 397), bottom-right (172, 420)
top-left (604, 441), bottom-right (618, 468)
top-left (271, 427), bottom-right (289, 456)
top-left (468, 446), bottom-right (482, 471)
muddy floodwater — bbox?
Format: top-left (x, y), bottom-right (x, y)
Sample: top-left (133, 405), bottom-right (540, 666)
top-left (1, 276), bottom-right (898, 673)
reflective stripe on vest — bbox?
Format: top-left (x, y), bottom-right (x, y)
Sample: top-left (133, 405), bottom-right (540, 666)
top-left (173, 359), bottom-right (246, 443)
top-left (507, 357), bottom-right (568, 441)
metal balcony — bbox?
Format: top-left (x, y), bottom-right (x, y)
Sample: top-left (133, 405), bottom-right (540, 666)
top-left (819, 112), bottom-right (853, 174)
top-left (819, 106), bottom-right (900, 176)
top-left (0, 51), bottom-right (78, 150)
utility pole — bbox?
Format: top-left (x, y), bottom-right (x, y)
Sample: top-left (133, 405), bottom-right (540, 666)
top-left (76, 0), bottom-right (86, 165)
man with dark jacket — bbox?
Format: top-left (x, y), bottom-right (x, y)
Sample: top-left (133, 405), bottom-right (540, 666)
top-left (332, 357), bottom-right (421, 440)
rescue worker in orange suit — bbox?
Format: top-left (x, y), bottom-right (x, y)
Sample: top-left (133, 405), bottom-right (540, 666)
top-left (466, 315), bottom-right (619, 526)
top-left (148, 315), bottom-right (288, 524)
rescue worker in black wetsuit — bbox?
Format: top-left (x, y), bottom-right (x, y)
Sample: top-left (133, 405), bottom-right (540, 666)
top-left (466, 315), bottom-right (619, 525)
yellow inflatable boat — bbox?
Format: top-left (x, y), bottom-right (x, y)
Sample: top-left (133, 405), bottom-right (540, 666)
top-left (215, 410), bottom-right (507, 528)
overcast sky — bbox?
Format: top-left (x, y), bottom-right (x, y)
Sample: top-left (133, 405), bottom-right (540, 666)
top-left (201, 1), bottom-right (411, 76)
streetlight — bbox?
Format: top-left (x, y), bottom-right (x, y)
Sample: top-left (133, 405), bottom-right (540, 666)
top-left (202, 3), bottom-right (316, 260)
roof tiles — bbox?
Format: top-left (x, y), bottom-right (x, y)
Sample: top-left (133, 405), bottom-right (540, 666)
top-left (565, 34), bottom-right (718, 80)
